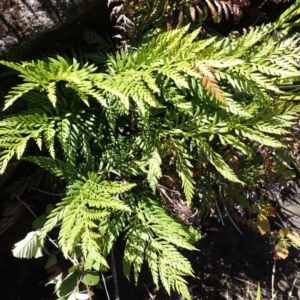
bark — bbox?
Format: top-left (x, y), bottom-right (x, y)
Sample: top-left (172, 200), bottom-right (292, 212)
top-left (0, 0), bottom-right (108, 58)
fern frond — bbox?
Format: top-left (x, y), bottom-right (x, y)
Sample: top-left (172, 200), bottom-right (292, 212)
top-left (40, 174), bottom-right (135, 265)
top-left (235, 126), bottom-right (284, 148)
top-left (175, 154), bottom-right (195, 206)
top-left (3, 5), bottom-right (300, 298)
top-left (1, 82), bottom-right (40, 109)
top-left (199, 139), bottom-right (243, 183)
top-left (81, 230), bottom-right (108, 268)
top-left (124, 193), bottom-right (200, 299)
top-left (0, 112), bottom-right (50, 173)
top-left (23, 156), bottom-right (77, 181)
top-left (147, 147), bottom-right (163, 190)
top-left (233, 67), bottom-right (280, 92)
top-left (0, 56), bottom-right (101, 109)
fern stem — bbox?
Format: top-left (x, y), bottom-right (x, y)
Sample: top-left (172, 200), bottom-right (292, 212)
top-left (15, 195), bottom-right (38, 218)
top-left (215, 200), bottom-right (225, 226)
top-left (288, 271), bottom-right (300, 300)
top-left (31, 188), bottom-right (65, 196)
top-left (110, 248), bottom-right (120, 300)
top-left (223, 202), bottom-right (243, 236)
top-left (101, 271), bottom-right (111, 300)
top-left (271, 260), bottom-right (276, 300)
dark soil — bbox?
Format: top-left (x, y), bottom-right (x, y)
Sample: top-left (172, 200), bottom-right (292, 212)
top-left (0, 208), bottom-right (56, 300)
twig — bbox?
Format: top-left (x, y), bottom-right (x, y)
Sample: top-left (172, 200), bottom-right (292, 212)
top-left (288, 271), bottom-right (300, 300)
top-left (233, 276), bottom-right (258, 286)
top-left (271, 260), bottom-right (276, 300)
top-left (223, 202), bottom-right (243, 235)
top-left (101, 271), bottom-right (111, 300)
top-left (15, 195), bottom-right (38, 218)
top-left (144, 284), bottom-right (155, 300)
top-left (31, 188), bottom-right (65, 196)
top-left (110, 249), bottom-right (120, 300)
top-left (275, 221), bottom-right (284, 229)
top-left (215, 200), bottom-right (225, 226)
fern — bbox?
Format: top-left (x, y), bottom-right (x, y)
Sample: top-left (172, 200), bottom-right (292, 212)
top-left (110, 0), bottom-right (250, 42)
top-left (3, 1), bottom-right (300, 297)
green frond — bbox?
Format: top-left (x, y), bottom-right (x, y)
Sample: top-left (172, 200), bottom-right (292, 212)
top-left (147, 147), bottom-right (162, 190)
top-left (2, 82), bottom-right (40, 110)
top-left (145, 245), bottom-right (159, 286)
top-left (235, 126), bottom-right (284, 148)
top-left (1, 56), bottom-right (101, 109)
top-left (220, 135), bottom-right (252, 157)
top-left (43, 82), bottom-right (57, 106)
top-left (0, 112), bottom-right (51, 173)
top-left (81, 230), bottom-right (108, 268)
top-left (40, 174), bottom-right (135, 265)
top-left (156, 242), bottom-right (192, 296)
top-left (144, 199), bottom-right (199, 250)
top-left (98, 211), bottom-right (127, 256)
top-left (254, 124), bottom-right (289, 135)
top-left (123, 223), bottom-right (150, 283)
top-left (23, 156), bottom-right (77, 180)
top-left (224, 96), bottom-right (253, 117)
top-left (43, 123), bottom-right (56, 158)
top-left (234, 68), bottom-right (280, 92)
top-left (158, 65), bottom-right (189, 89)
top-left (199, 139), bottom-right (243, 183)
top-left (94, 74), bottom-right (130, 111)
top-left (123, 193), bottom-right (200, 299)
top-left (142, 70), bottom-right (160, 93)
top-left (175, 154), bottom-right (195, 206)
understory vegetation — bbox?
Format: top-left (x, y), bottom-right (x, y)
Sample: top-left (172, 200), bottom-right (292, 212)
top-left (1, 0), bottom-right (300, 299)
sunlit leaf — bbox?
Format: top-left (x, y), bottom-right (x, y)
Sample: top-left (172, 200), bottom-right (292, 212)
top-left (75, 292), bottom-right (90, 300)
top-left (287, 230), bottom-right (300, 247)
top-left (12, 231), bottom-right (43, 258)
top-left (257, 213), bottom-right (270, 235)
top-left (81, 271), bottom-right (100, 286)
top-left (274, 246), bottom-right (289, 260)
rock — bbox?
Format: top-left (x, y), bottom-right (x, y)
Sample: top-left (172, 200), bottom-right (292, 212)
top-left (0, 0), bottom-right (109, 59)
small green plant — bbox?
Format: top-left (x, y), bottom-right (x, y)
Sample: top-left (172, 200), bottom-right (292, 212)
top-left (1, 0), bottom-right (300, 298)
